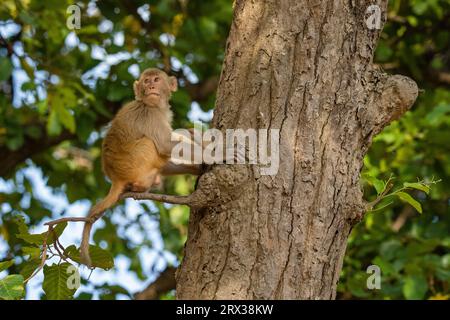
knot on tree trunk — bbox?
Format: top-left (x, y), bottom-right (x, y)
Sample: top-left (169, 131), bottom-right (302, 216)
top-left (195, 164), bottom-right (252, 208)
top-left (366, 71), bottom-right (418, 133)
top-left (357, 70), bottom-right (419, 148)
top-left (376, 74), bottom-right (419, 124)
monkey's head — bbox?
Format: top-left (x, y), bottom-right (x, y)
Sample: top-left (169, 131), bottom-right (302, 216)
top-left (134, 68), bottom-right (178, 108)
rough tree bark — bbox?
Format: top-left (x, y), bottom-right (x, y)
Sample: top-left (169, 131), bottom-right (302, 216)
top-left (175, 0), bottom-right (418, 299)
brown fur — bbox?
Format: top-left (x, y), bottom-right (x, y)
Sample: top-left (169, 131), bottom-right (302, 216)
top-left (80, 68), bottom-right (177, 267)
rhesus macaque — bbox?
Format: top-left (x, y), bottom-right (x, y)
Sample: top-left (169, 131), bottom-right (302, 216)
top-left (80, 68), bottom-right (200, 267)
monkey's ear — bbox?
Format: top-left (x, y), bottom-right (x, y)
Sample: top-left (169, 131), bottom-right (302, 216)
top-left (133, 80), bottom-right (141, 100)
top-left (168, 76), bottom-right (178, 92)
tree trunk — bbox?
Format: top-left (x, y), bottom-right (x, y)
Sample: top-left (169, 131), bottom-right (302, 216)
top-left (176, 0), bottom-right (418, 299)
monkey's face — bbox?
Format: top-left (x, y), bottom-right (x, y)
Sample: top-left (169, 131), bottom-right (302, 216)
top-left (135, 70), bottom-right (178, 107)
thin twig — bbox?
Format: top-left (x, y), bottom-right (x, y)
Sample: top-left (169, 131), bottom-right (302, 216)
top-left (44, 217), bottom-right (90, 226)
top-left (368, 181), bottom-right (394, 209)
top-left (51, 230), bottom-right (69, 263)
top-left (24, 227), bottom-right (50, 283)
top-left (367, 201), bottom-right (394, 213)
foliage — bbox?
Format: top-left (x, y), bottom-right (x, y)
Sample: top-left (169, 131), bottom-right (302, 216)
top-left (0, 0), bottom-right (448, 300)
top-left (338, 0), bottom-right (450, 300)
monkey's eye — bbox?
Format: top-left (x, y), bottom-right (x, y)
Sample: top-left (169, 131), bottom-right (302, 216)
top-left (144, 78), bottom-right (150, 84)
top-left (154, 77), bottom-right (160, 82)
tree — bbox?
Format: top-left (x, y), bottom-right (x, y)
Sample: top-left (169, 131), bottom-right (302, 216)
top-left (174, 0), bottom-right (418, 299)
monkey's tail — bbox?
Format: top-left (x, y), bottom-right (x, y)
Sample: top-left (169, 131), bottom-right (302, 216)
top-left (80, 182), bottom-right (124, 267)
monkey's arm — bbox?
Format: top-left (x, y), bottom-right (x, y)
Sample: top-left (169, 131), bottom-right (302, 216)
top-left (144, 123), bottom-right (173, 158)
top-left (160, 161), bottom-right (204, 175)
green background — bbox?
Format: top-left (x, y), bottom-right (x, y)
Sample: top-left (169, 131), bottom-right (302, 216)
top-left (0, 0), bottom-right (448, 300)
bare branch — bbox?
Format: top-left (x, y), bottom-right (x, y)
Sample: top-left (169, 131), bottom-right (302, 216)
top-left (121, 191), bottom-right (204, 207)
top-left (185, 76), bottom-right (219, 102)
top-left (44, 217), bottom-right (90, 226)
top-left (134, 267), bottom-right (177, 300)
top-left (24, 227), bottom-right (50, 283)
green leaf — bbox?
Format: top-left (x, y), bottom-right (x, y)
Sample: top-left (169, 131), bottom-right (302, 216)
top-left (375, 42), bottom-right (393, 62)
top-left (16, 232), bottom-right (45, 245)
top-left (0, 275), bottom-right (24, 300)
top-left (0, 260), bottom-right (14, 273)
top-left (425, 104), bottom-right (450, 126)
top-left (106, 84), bottom-right (131, 101)
top-left (347, 273), bottom-right (370, 298)
top-left (396, 192), bottom-right (422, 213)
top-left (76, 292), bottom-right (94, 300)
top-left (363, 175), bottom-right (386, 194)
top-left (170, 205), bottom-right (189, 226)
top-left (65, 245), bottom-right (114, 270)
top-left (47, 109), bottom-right (62, 136)
top-left (0, 57), bottom-right (13, 81)
top-left (42, 263), bottom-right (77, 300)
top-left (5, 134), bottom-right (24, 151)
top-left (37, 99), bottom-right (48, 114)
top-left (55, 104), bottom-right (76, 133)
top-left (380, 240), bottom-right (402, 261)
top-left (435, 267), bottom-right (450, 281)
top-left (48, 222), bottom-right (68, 244)
top-left (25, 125), bottom-right (43, 139)
top-left (403, 182), bottom-right (430, 194)
top-left (403, 275), bottom-right (428, 300)
top-left (412, 2), bottom-right (428, 15)
top-left (13, 216), bottom-right (29, 234)
top-left (16, 222), bottom-right (67, 246)
top-left (20, 259), bottom-right (42, 280)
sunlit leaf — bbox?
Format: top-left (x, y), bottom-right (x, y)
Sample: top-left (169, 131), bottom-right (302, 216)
top-left (43, 263), bottom-right (77, 300)
top-left (0, 260), bottom-right (14, 273)
top-left (64, 245), bottom-right (114, 270)
top-left (396, 192), bottom-right (422, 213)
top-left (403, 182), bottom-right (430, 194)
top-left (403, 275), bottom-right (428, 300)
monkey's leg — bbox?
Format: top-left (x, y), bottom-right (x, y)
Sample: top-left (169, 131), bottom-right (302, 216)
top-left (130, 168), bottom-right (160, 192)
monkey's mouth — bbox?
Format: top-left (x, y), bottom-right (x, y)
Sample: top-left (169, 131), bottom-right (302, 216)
top-left (145, 91), bottom-right (160, 97)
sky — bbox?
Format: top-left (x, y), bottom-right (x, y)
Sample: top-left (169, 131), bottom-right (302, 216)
top-left (0, 10), bottom-right (213, 299)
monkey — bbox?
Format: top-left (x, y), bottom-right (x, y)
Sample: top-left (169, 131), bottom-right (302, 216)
top-left (80, 68), bottom-right (200, 267)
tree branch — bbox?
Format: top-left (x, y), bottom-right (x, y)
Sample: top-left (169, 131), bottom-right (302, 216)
top-left (44, 217), bottom-right (90, 226)
top-left (0, 127), bottom-right (75, 178)
top-left (360, 72), bottom-right (419, 139)
top-left (121, 190), bottom-right (206, 208)
top-left (377, 74), bottom-right (419, 123)
top-left (433, 71), bottom-right (450, 86)
top-left (134, 266), bottom-right (177, 300)
top-left (185, 76), bottom-right (219, 102)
